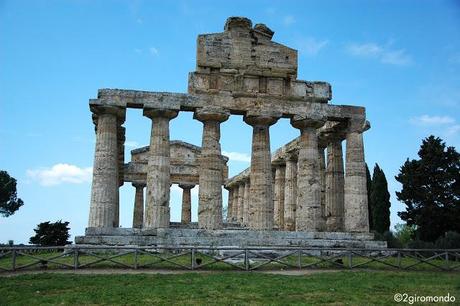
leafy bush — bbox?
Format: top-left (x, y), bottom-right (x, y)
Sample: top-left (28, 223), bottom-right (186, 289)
top-left (29, 220), bottom-right (71, 246)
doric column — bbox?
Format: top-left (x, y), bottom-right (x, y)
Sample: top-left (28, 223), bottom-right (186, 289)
top-left (243, 179), bottom-right (250, 226)
top-left (273, 165), bottom-right (286, 229)
top-left (283, 155), bottom-right (297, 231)
top-left (326, 137), bottom-right (345, 231)
top-left (226, 187), bottom-right (234, 222)
top-left (88, 105), bottom-right (125, 228)
top-left (344, 120), bottom-right (370, 232)
top-left (114, 126), bottom-right (126, 228)
top-left (244, 115), bottom-right (279, 230)
top-left (194, 108), bottom-right (229, 229)
top-left (179, 184), bottom-right (194, 224)
top-left (319, 147), bottom-right (326, 225)
top-left (143, 108), bottom-right (178, 229)
top-left (132, 182), bottom-right (145, 229)
top-left (237, 183), bottom-right (245, 224)
top-left (232, 185), bottom-right (239, 222)
top-left (291, 116), bottom-right (326, 232)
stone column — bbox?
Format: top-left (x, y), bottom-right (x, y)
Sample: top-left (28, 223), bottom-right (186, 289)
top-left (143, 108), bottom-right (178, 229)
top-left (88, 105), bottom-right (125, 228)
top-left (132, 182), bottom-right (145, 229)
top-left (114, 126), bottom-right (125, 228)
top-left (237, 183), bottom-right (245, 224)
top-left (232, 186), bottom-right (239, 222)
top-left (226, 187), bottom-right (234, 222)
top-left (344, 120), bottom-right (370, 232)
top-left (283, 155), bottom-right (297, 231)
top-left (243, 180), bottom-right (250, 226)
top-left (244, 115), bottom-right (279, 230)
top-left (326, 137), bottom-right (345, 231)
top-left (273, 165), bottom-right (286, 229)
top-left (291, 116), bottom-right (326, 232)
top-left (179, 184), bottom-right (194, 224)
top-left (319, 147), bottom-right (326, 224)
top-left (194, 109), bottom-right (229, 229)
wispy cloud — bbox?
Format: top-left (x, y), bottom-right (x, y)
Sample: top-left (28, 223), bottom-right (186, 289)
top-left (27, 164), bottom-right (92, 186)
top-left (346, 42), bottom-right (413, 66)
top-left (149, 47), bottom-right (159, 56)
top-left (133, 47), bottom-right (159, 56)
top-left (283, 15), bottom-right (296, 26)
top-left (296, 37), bottom-right (329, 56)
top-left (410, 115), bottom-right (460, 143)
top-left (222, 151), bottom-right (251, 163)
top-left (125, 140), bottom-right (140, 148)
top-left (410, 115), bottom-right (455, 126)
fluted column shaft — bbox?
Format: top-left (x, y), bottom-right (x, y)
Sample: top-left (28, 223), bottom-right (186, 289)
top-left (232, 187), bottom-right (239, 222)
top-left (284, 158), bottom-right (297, 231)
top-left (292, 118), bottom-right (325, 232)
top-left (180, 184), bottom-right (194, 224)
top-left (226, 188), bottom-right (234, 221)
top-left (344, 128), bottom-right (370, 232)
top-left (143, 109), bottom-right (178, 229)
top-left (319, 147), bottom-right (326, 223)
top-left (244, 115), bottom-right (278, 230)
top-left (237, 183), bottom-right (245, 224)
top-left (274, 165), bottom-right (286, 229)
top-left (194, 110), bottom-right (229, 229)
top-left (132, 183), bottom-right (145, 229)
top-left (243, 181), bottom-right (250, 226)
top-left (88, 106), bottom-right (124, 228)
top-left (326, 139), bottom-right (345, 231)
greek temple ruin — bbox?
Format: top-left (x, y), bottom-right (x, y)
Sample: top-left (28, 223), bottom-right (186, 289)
top-left (76, 17), bottom-right (385, 248)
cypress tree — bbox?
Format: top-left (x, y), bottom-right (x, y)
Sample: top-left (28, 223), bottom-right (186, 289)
top-left (371, 164), bottom-right (391, 234)
top-left (366, 164), bottom-right (373, 230)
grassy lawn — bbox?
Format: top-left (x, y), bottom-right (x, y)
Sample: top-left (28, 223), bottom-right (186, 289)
top-left (0, 271), bottom-right (459, 305)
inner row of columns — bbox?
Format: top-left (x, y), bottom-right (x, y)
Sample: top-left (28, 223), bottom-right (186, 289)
top-left (88, 105), bottom-right (369, 233)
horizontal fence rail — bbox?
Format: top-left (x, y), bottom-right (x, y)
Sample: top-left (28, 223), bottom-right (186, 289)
top-left (0, 246), bottom-right (459, 273)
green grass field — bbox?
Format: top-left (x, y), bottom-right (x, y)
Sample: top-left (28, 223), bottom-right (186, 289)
top-left (1, 271), bottom-right (459, 305)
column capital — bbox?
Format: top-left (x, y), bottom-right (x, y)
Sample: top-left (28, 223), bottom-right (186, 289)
top-left (193, 108), bottom-right (230, 123)
top-left (132, 182), bottom-right (146, 188)
top-left (347, 119), bottom-right (370, 133)
top-left (243, 114), bottom-right (279, 127)
top-left (179, 184), bottom-right (195, 190)
top-left (291, 115), bottom-right (325, 130)
top-left (143, 108), bottom-right (178, 120)
top-left (90, 105), bottom-right (126, 123)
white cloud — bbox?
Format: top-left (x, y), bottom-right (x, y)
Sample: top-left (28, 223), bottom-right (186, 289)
top-left (347, 43), bottom-right (382, 57)
top-left (346, 42), bottom-right (413, 66)
top-left (297, 37), bottom-right (329, 56)
top-left (283, 15), bottom-right (296, 26)
top-left (27, 164), bottom-right (92, 186)
top-left (125, 140), bottom-right (140, 148)
top-left (447, 124), bottom-right (460, 136)
top-left (222, 151), bottom-right (251, 163)
top-left (410, 115), bottom-right (455, 126)
top-left (149, 47), bottom-right (159, 56)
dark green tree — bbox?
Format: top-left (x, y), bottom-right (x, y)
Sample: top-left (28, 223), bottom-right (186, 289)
top-left (396, 136), bottom-right (460, 242)
top-left (29, 220), bottom-right (71, 246)
top-left (0, 170), bottom-right (24, 217)
top-left (370, 164), bottom-right (391, 234)
top-left (366, 163), bottom-right (373, 230)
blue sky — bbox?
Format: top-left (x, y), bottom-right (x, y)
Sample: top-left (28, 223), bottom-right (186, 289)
top-left (1, 0), bottom-right (459, 244)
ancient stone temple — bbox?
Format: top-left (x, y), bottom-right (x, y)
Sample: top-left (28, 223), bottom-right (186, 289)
top-left (76, 17), bottom-right (385, 248)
